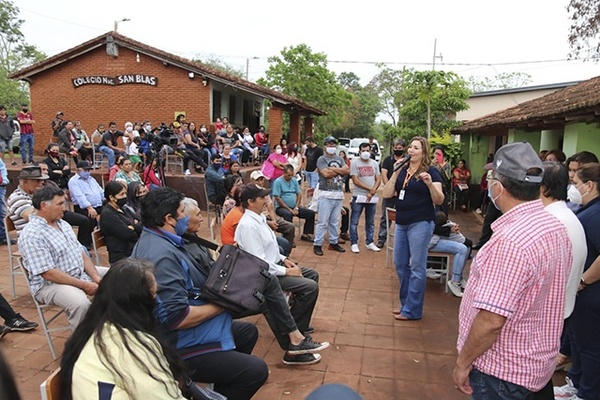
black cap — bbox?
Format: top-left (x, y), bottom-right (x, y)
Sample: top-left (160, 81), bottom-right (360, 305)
top-left (240, 185), bottom-right (271, 204)
top-left (18, 166), bottom-right (49, 180)
top-left (76, 161), bottom-right (92, 170)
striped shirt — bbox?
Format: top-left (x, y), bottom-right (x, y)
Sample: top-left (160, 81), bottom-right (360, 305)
top-left (18, 214), bottom-right (90, 295)
top-left (7, 186), bottom-right (33, 232)
top-left (458, 200), bottom-right (572, 391)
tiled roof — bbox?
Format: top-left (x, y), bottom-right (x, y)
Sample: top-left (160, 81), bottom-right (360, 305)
top-left (453, 75), bottom-right (600, 135)
top-left (9, 31), bottom-right (326, 116)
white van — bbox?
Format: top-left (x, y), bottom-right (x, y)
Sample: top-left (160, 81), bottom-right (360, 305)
top-left (347, 138), bottom-right (382, 163)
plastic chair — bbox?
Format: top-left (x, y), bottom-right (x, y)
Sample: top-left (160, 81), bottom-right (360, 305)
top-left (4, 216), bottom-right (24, 298)
top-left (40, 367), bottom-right (61, 400)
top-left (91, 131), bottom-right (107, 169)
top-left (427, 251), bottom-right (453, 293)
top-left (203, 182), bottom-right (222, 241)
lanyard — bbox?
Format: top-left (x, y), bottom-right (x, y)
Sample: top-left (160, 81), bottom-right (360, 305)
top-left (402, 170), bottom-right (414, 190)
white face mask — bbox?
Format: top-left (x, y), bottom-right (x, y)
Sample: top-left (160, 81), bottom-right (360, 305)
top-left (325, 147), bottom-right (337, 155)
top-left (145, 125), bottom-right (151, 132)
top-left (567, 183), bottom-right (585, 205)
top-left (487, 180), bottom-right (503, 209)
top-left (200, 128), bottom-right (207, 133)
top-left (275, 148), bottom-right (282, 155)
top-left (302, 144), bottom-right (308, 153)
top-left (126, 126), bottom-right (133, 132)
top-left (360, 151), bottom-right (371, 160)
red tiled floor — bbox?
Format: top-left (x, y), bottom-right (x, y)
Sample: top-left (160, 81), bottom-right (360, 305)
top-left (1, 177), bottom-right (498, 399)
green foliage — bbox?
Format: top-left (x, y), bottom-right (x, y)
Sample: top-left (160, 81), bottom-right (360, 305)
top-left (333, 71), bottom-right (381, 138)
top-left (258, 44), bottom-right (352, 135)
top-left (467, 72), bottom-right (532, 92)
top-left (193, 55), bottom-right (243, 78)
top-left (0, 0), bottom-right (46, 114)
top-left (567, 0), bottom-right (600, 60)
top-left (428, 131), bottom-right (464, 167)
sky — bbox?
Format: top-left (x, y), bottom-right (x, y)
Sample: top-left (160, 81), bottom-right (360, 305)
top-left (14, 0), bottom-right (600, 87)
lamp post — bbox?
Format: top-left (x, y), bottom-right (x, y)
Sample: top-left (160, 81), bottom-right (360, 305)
top-left (246, 57), bottom-right (259, 81)
top-left (114, 18), bottom-right (131, 32)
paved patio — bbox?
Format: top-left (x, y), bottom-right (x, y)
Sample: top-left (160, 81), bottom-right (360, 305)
top-left (0, 184), bottom-right (567, 399)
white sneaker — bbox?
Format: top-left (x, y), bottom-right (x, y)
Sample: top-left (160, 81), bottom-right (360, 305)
top-left (184, 169), bottom-right (191, 176)
top-left (366, 242), bottom-right (381, 252)
top-left (426, 269), bottom-right (442, 279)
top-left (554, 377), bottom-right (578, 399)
top-left (460, 279), bottom-right (468, 289)
top-left (351, 244), bottom-right (360, 253)
top-left (447, 281), bottom-right (464, 297)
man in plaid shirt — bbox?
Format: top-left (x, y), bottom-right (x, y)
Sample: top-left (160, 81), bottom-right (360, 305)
top-left (453, 142), bottom-right (572, 399)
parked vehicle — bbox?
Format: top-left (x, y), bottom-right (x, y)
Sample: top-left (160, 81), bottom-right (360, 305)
top-left (347, 138), bottom-right (382, 163)
top-left (10, 120), bottom-right (20, 154)
top-left (337, 137), bottom-right (350, 157)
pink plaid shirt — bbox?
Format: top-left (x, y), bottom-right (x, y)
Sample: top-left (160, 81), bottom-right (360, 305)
top-left (457, 200), bottom-right (572, 391)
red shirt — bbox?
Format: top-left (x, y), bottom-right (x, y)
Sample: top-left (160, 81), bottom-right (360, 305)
top-left (16, 111), bottom-right (34, 134)
top-left (458, 200), bottom-right (572, 391)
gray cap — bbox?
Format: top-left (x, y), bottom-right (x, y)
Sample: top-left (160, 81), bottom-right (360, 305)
top-left (323, 136), bottom-right (338, 145)
top-left (493, 141), bottom-right (543, 183)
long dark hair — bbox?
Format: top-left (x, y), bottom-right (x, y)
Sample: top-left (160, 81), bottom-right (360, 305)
top-left (60, 259), bottom-right (187, 400)
top-left (126, 181), bottom-right (144, 210)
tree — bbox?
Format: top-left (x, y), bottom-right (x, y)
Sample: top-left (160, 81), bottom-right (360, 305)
top-left (333, 72), bottom-right (381, 138)
top-left (193, 55), bottom-right (243, 78)
top-left (567, 0), bottom-right (600, 60)
top-left (257, 44), bottom-right (352, 134)
top-left (0, 0), bottom-right (46, 112)
top-left (467, 72), bottom-right (532, 92)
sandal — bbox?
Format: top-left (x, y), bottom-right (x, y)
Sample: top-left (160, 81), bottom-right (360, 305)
top-left (300, 234), bottom-right (314, 242)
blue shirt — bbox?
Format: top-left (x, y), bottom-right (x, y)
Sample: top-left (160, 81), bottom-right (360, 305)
top-left (68, 173), bottom-right (104, 208)
top-left (0, 158), bottom-right (8, 185)
top-left (272, 176), bottom-right (300, 209)
top-left (576, 195), bottom-right (600, 270)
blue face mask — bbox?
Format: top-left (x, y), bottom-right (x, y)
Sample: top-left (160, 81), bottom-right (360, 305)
top-left (79, 171), bottom-right (91, 180)
top-left (487, 181), bottom-right (502, 209)
top-left (174, 215), bottom-right (189, 236)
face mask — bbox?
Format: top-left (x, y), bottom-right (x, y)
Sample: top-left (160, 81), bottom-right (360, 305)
top-left (326, 147), bottom-right (337, 155)
top-left (302, 144), bottom-right (307, 153)
top-left (275, 148), bottom-right (282, 155)
top-left (394, 149), bottom-right (404, 157)
top-left (49, 151), bottom-right (59, 157)
top-left (136, 193), bottom-right (147, 201)
top-left (567, 184), bottom-right (582, 205)
top-left (174, 215), bottom-right (189, 236)
top-left (213, 163), bottom-right (222, 169)
top-left (200, 128), bottom-right (207, 133)
top-left (360, 151), bottom-right (371, 160)
top-left (79, 171), bottom-right (91, 180)
top-left (259, 128), bottom-right (264, 132)
top-left (145, 125), bottom-right (152, 132)
top-left (126, 126), bottom-right (133, 132)
top-left (115, 197), bottom-right (128, 207)
top-left (488, 181), bottom-right (503, 209)
top-left (22, 108), bottom-right (28, 112)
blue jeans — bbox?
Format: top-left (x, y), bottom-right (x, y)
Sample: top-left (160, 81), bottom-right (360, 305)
top-left (259, 144), bottom-right (270, 157)
top-left (230, 147), bottom-right (244, 160)
top-left (429, 239), bottom-right (469, 282)
top-left (20, 134), bottom-right (34, 162)
top-left (469, 368), bottom-right (534, 400)
top-left (0, 186), bottom-right (6, 242)
top-left (349, 197), bottom-right (376, 245)
top-left (305, 170), bottom-right (319, 189)
top-left (314, 197), bottom-right (343, 246)
top-left (98, 145), bottom-right (116, 168)
top-left (393, 220), bottom-right (434, 319)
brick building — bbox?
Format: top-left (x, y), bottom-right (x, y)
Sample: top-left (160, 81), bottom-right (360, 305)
top-left (9, 31), bottom-right (325, 155)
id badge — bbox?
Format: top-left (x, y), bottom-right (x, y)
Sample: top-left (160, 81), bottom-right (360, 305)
top-left (398, 190), bottom-right (405, 200)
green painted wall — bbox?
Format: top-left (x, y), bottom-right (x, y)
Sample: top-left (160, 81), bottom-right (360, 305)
top-left (564, 122), bottom-right (600, 157)
top-left (508, 128), bottom-right (541, 151)
top-left (461, 133), bottom-right (491, 183)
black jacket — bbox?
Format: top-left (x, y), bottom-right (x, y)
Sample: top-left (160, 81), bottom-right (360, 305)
top-left (99, 205), bottom-right (141, 264)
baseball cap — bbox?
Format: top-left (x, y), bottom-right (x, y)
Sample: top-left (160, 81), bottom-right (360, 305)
top-left (250, 170), bottom-right (266, 180)
top-left (493, 141), bottom-right (543, 183)
top-left (18, 166), bottom-right (49, 180)
top-left (240, 184), bottom-right (271, 204)
top-left (323, 136), bottom-right (338, 145)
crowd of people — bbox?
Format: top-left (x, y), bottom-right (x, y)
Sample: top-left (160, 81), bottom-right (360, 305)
top-left (2, 114), bottom-right (600, 400)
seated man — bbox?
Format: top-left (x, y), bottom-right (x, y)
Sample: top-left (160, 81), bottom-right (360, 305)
top-left (68, 161), bottom-right (103, 248)
top-left (130, 188), bottom-right (268, 399)
top-left (97, 121), bottom-right (124, 168)
top-left (7, 166), bottom-right (48, 231)
top-left (18, 185), bottom-right (106, 331)
top-left (251, 170), bottom-right (296, 249)
top-left (235, 185), bottom-right (330, 364)
top-left (182, 197), bottom-right (329, 365)
top-left (205, 153), bottom-right (226, 206)
top-left (273, 164), bottom-right (316, 242)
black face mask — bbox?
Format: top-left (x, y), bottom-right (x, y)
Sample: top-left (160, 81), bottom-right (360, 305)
top-left (394, 149), bottom-right (404, 157)
top-left (213, 163), bottom-right (222, 169)
top-left (22, 108), bottom-right (28, 112)
top-left (115, 197), bottom-right (128, 208)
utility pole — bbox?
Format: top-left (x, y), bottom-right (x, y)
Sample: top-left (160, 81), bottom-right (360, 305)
top-left (246, 57), bottom-right (259, 81)
top-left (114, 18), bottom-right (131, 32)
top-left (427, 39), bottom-right (444, 138)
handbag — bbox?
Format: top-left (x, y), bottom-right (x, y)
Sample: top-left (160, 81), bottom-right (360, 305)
top-left (260, 157), bottom-right (276, 180)
top-left (201, 244), bottom-right (271, 318)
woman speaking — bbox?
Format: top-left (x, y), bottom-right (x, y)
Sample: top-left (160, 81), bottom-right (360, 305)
top-left (382, 136), bottom-right (444, 321)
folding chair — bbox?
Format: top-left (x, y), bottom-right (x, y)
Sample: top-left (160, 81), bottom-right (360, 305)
top-left (203, 182), bottom-right (222, 241)
top-left (385, 207), bottom-right (396, 268)
top-left (427, 251), bottom-right (453, 293)
top-left (17, 260), bottom-right (70, 360)
top-left (91, 130), bottom-right (108, 169)
top-left (4, 216), bottom-right (24, 298)
top-left (91, 228), bottom-right (107, 266)
top-left (40, 367), bottom-right (61, 400)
